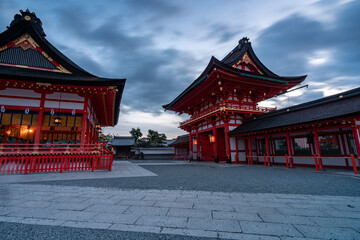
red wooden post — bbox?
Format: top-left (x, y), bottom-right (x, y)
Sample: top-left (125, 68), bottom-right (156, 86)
top-left (34, 93), bottom-right (45, 146)
top-left (224, 124), bottom-right (231, 163)
top-left (80, 96), bottom-right (89, 147)
top-left (286, 131), bottom-right (293, 168)
top-left (245, 137), bottom-right (249, 165)
top-left (313, 129), bottom-right (323, 170)
top-left (265, 136), bottom-right (271, 166)
top-left (350, 154), bottom-right (358, 175)
top-left (248, 137), bottom-right (253, 165)
top-left (313, 154), bottom-right (319, 172)
top-left (284, 154), bottom-right (288, 168)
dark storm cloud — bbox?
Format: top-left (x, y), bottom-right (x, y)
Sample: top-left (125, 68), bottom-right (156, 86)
top-left (255, 0), bottom-right (360, 108)
top-left (52, 5), bottom-right (195, 114)
top-left (206, 23), bottom-right (240, 43)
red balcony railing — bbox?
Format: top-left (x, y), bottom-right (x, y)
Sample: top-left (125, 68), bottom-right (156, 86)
top-left (180, 103), bottom-right (276, 126)
top-left (0, 143), bottom-right (113, 174)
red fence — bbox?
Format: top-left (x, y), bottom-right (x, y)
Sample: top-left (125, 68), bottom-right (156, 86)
top-left (0, 143), bottom-right (113, 174)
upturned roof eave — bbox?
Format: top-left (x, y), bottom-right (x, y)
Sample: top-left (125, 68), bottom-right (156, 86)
top-left (163, 56), bottom-right (306, 111)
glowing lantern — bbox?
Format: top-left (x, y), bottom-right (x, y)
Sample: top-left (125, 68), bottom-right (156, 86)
top-left (193, 137), bottom-right (198, 145)
top-left (209, 133), bottom-right (215, 143)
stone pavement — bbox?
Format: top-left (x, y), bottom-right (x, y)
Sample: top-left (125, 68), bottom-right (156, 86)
top-left (1, 183), bottom-right (360, 239)
top-left (0, 161), bottom-right (157, 183)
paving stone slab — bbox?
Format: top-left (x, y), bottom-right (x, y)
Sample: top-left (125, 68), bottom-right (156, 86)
top-left (193, 203), bottom-right (235, 212)
top-left (218, 232), bottom-right (281, 240)
top-left (95, 212), bottom-right (139, 224)
top-left (239, 221), bottom-right (303, 237)
top-left (259, 213), bottom-right (316, 225)
top-left (213, 211), bottom-right (262, 222)
top-left (124, 206), bottom-right (169, 216)
top-left (161, 228), bottom-right (218, 238)
top-left (167, 208), bottom-right (211, 218)
top-left (109, 223), bottom-right (162, 234)
top-left (47, 202), bottom-right (94, 211)
top-left (234, 205), bottom-right (281, 214)
top-left (294, 224), bottom-right (360, 240)
top-left (187, 217), bottom-right (242, 232)
top-left (84, 204), bottom-right (129, 214)
top-left (309, 216), bottom-right (360, 228)
top-left (61, 220), bottom-right (112, 229)
top-left (118, 199), bottom-right (156, 206)
top-left (136, 215), bottom-right (187, 228)
top-left (275, 207), bottom-right (330, 217)
top-left (154, 200), bottom-right (193, 209)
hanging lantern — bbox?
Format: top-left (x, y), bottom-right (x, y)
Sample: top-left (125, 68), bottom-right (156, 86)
top-left (193, 137), bottom-right (198, 145)
top-left (97, 128), bottom-right (102, 133)
top-left (54, 116), bottom-right (62, 126)
top-left (95, 124), bottom-right (101, 129)
top-left (209, 133), bottom-right (215, 143)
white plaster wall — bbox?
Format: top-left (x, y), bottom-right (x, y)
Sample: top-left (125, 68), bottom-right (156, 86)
top-left (230, 137), bottom-right (236, 150)
top-left (0, 97), bottom-right (40, 107)
top-left (0, 88), bottom-right (41, 98)
top-left (46, 92), bottom-right (84, 101)
top-left (44, 101), bottom-right (84, 110)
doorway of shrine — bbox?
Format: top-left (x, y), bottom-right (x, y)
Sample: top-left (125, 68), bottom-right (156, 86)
top-left (199, 128), bottom-right (227, 162)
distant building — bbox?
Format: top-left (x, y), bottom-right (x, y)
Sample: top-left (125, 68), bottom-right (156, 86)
top-left (111, 136), bottom-right (135, 159)
top-left (169, 134), bottom-right (189, 160)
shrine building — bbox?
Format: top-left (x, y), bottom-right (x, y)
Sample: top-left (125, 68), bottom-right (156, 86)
top-left (164, 37), bottom-right (306, 163)
top-left (0, 10), bottom-right (125, 174)
top-left (165, 37), bottom-right (360, 172)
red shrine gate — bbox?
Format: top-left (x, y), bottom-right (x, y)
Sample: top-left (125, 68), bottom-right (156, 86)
top-left (164, 38), bottom-right (306, 163)
top-left (0, 10), bottom-right (125, 174)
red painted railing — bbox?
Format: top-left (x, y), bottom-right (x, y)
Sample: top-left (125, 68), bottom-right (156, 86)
top-left (180, 103), bottom-right (276, 126)
top-left (0, 143), bottom-right (113, 174)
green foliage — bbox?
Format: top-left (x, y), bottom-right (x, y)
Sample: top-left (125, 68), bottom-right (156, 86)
top-left (129, 127), bottom-right (143, 146)
top-left (147, 129), bottom-right (167, 147)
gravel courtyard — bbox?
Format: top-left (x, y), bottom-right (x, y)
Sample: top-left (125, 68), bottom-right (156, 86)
top-left (0, 160), bottom-right (359, 239)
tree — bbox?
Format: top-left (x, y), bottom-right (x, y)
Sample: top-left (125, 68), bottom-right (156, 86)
top-left (129, 127), bottom-right (142, 146)
top-left (147, 129), bottom-right (167, 147)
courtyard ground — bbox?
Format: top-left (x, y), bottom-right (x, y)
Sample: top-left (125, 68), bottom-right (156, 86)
top-left (0, 160), bottom-right (359, 239)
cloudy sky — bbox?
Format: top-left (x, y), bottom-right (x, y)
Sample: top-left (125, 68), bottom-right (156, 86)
top-left (1, 0), bottom-right (359, 139)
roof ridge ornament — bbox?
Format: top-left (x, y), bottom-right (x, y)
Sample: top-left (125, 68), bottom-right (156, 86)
top-left (239, 37), bottom-right (250, 45)
top-left (8, 9), bottom-right (46, 37)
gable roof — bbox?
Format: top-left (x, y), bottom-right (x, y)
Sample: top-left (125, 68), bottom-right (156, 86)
top-left (0, 10), bottom-right (126, 126)
top-left (0, 10), bottom-right (93, 77)
top-left (163, 55), bottom-right (306, 110)
top-left (111, 136), bottom-right (135, 146)
top-left (221, 37), bottom-right (277, 77)
top-left (168, 134), bottom-right (189, 146)
top-left (229, 87), bottom-right (360, 136)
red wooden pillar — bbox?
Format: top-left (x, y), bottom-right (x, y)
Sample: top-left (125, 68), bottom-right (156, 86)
top-left (34, 93), bottom-right (46, 146)
top-left (313, 129), bottom-right (323, 170)
top-left (224, 124), bottom-right (231, 163)
top-left (80, 96), bottom-right (89, 147)
top-left (265, 136), bottom-right (271, 166)
top-left (196, 129), bottom-right (200, 161)
top-left (188, 133), bottom-right (193, 161)
top-left (212, 126), bottom-right (218, 162)
top-left (248, 137), bottom-right (253, 165)
top-left (286, 131), bottom-right (293, 168)
top-left (234, 136), bottom-right (239, 164)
